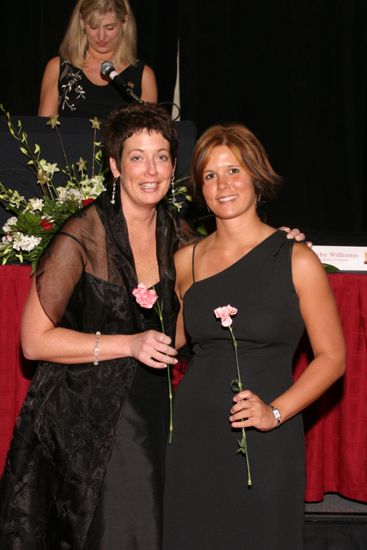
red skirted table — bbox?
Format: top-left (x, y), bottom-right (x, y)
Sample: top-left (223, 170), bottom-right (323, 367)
top-left (0, 265), bottom-right (33, 470)
top-left (0, 265), bottom-right (366, 503)
top-left (294, 273), bottom-right (367, 502)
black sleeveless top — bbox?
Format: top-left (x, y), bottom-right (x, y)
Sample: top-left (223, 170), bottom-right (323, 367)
top-left (58, 57), bottom-right (145, 118)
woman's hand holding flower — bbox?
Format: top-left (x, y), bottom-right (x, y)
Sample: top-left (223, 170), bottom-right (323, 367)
top-left (128, 330), bottom-right (178, 369)
top-left (230, 390), bottom-right (278, 431)
top-left (132, 282), bottom-right (176, 442)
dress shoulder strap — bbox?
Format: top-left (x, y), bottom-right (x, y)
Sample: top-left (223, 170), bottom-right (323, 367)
top-left (191, 241), bottom-right (199, 283)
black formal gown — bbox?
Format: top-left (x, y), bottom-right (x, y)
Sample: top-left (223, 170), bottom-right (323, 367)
top-left (0, 190), bottom-right (179, 549)
top-left (86, 282), bottom-right (169, 550)
top-left (58, 58), bottom-right (145, 118)
top-left (163, 231), bottom-right (306, 550)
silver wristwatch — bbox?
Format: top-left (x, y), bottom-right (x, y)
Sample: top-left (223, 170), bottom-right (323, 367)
top-left (270, 405), bottom-right (281, 426)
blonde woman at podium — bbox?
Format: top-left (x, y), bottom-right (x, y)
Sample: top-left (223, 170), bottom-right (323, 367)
top-left (38, 0), bottom-right (157, 119)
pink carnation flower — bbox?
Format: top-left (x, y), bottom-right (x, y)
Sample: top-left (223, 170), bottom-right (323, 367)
top-left (132, 282), bottom-right (174, 443)
top-left (132, 283), bottom-right (158, 309)
top-left (214, 305), bottom-right (238, 327)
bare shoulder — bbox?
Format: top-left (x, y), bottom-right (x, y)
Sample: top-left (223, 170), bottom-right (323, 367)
top-left (174, 242), bottom-right (195, 269)
top-left (40, 57), bottom-right (60, 85)
top-left (291, 242), bottom-right (329, 291)
top-left (44, 56), bottom-right (61, 75)
top-left (174, 242), bottom-right (196, 297)
top-left (141, 64), bottom-right (158, 102)
top-left (292, 242), bottom-right (323, 269)
top-left (142, 63), bottom-right (156, 79)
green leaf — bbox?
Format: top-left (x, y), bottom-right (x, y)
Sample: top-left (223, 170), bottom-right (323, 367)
top-left (196, 224), bottom-right (208, 236)
top-left (322, 263), bottom-right (340, 273)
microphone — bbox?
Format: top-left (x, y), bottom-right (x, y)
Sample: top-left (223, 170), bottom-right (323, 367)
top-left (100, 61), bottom-right (144, 104)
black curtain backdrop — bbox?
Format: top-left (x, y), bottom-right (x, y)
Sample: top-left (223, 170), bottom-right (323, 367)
top-left (179, 0), bottom-right (367, 235)
top-left (1, 1), bottom-right (75, 115)
top-left (1, 1), bottom-right (366, 238)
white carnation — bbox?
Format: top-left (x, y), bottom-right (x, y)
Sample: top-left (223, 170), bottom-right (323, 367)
top-left (2, 234), bottom-right (13, 243)
top-left (2, 216), bottom-right (18, 233)
top-left (12, 232), bottom-right (42, 252)
top-left (56, 186), bottom-right (83, 203)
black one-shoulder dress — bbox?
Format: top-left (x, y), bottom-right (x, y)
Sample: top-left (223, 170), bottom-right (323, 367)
top-left (163, 231), bottom-right (306, 550)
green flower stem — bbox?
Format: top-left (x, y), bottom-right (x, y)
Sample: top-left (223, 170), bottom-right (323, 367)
top-left (166, 364), bottom-right (173, 444)
top-left (91, 128), bottom-right (96, 177)
top-left (54, 125), bottom-right (72, 184)
top-left (229, 326), bottom-right (242, 391)
top-left (229, 326), bottom-right (252, 488)
top-left (155, 302), bottom-right (174, 444)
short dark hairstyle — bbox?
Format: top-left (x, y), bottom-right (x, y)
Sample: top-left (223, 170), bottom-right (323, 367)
top-left (102, 103), bottom-right (179, 164)
top-left (191, 123), bottom-right (282, 204)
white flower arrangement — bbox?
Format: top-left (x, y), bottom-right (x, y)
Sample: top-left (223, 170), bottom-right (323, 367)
top-left (0, 107), bottom-right (106, 270)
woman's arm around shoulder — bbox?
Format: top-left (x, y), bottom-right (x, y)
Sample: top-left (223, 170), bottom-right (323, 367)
top-left (38, 56), bottom-right (60, 116)
top-left (141, 64), bottom-right (158, 103)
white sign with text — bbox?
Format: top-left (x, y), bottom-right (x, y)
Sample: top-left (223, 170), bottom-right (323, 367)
top-left (312, 245), bottom-right (367, 272)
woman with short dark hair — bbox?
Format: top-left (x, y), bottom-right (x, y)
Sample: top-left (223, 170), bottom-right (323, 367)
top-left (0, 103), bottom-right (178, 549)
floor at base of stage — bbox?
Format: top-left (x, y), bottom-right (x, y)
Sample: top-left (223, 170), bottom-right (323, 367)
top-left (304, 513), bottom-right (367, 549)
top-left (304, 494), bottom-right (367, 549)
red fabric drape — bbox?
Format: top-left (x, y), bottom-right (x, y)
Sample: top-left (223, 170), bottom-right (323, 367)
top-left (0, 265), bottom-right (33, 472)
top-left (1, 267), bottom-right (366, 503)
top-left (294, 274), bottom-right (367, 502)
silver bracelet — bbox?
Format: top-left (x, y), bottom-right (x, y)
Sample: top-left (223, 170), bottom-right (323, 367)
top-left (93, 331), bottom-right (101, 366)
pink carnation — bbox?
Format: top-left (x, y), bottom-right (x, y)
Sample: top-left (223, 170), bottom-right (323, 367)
top-left (132, 283), bottom-right (158, 309)
top-left (214, 305), bottom-right (238, 327)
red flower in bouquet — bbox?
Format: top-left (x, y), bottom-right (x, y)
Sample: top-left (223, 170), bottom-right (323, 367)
top-left (82, 198), bottom-right (95, 206)
top-left (133, 283), bottom-right (174, 443)
top-left (214, 304), bottom-right (252, 487)
top-left (39, 219), bottom-right (54, 231)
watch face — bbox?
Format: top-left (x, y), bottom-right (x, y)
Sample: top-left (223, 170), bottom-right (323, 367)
top-left (271, 406), bottom-right (281, 423)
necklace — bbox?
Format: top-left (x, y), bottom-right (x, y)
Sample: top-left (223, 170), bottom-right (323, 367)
top-left (85, 50), bottom-right (96, 63)
top-left (85, 50), bottom-right (108, 65)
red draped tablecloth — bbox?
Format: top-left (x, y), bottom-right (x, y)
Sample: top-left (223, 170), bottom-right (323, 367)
top-left (1, 266), bottom-right (366, 502)
top-left (294, 273), bottom-right (367, 502)
top-left (0, 265), bottom-right (33, 469)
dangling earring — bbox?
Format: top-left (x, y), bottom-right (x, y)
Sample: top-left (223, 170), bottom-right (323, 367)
top-left (170, 174), bottom-right (176, 205)
top-left (111, 177), bottom-right (118, 205)
top-left (257, 192), bottom-right (262, 204)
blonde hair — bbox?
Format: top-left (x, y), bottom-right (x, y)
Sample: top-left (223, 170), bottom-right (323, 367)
top-left (59, 0), bottom-right (137, 68)
top-left (192, 124), bottom-right (282, 204)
